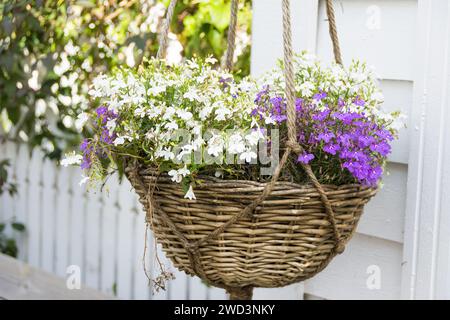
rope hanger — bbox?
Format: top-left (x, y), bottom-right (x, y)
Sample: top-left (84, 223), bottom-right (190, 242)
top-left (142, 0), bottom-right (347, 297)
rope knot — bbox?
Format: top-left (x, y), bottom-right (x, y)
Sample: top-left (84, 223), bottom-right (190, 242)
top-left (285, 140), bottom-right (302, 154)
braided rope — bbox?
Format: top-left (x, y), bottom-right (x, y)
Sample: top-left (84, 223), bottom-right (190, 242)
top-left (156, 0), bottom-right (178, 60)
top-left (222, 0), bottom-right (239, 71)
top-left (282, 0), bottom-right (344, 254)
top-left (282, 0), bottom-right (297, 149)
top-left (325, 0), bottom-right (343, 65)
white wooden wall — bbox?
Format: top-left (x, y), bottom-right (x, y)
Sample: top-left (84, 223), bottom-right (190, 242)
top-left (252, 0), bottom-right (413, 300)
top-left (1, 0), bottom-right (449, 300)
top-left (252, 0), bottom-right (450, 300)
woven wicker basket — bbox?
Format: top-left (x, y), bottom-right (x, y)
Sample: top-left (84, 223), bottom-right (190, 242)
top-left (123, 0), bottom-right (379, 300)
top-left (126, 165), bottom-right (377, 297)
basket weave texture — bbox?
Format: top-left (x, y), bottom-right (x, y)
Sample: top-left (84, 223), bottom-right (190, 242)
top-left (126, 165), bottom-right (377, 288)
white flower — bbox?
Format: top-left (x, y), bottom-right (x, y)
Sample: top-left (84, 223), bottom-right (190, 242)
top-left (238, 80), bottom-right (253, 92)
top-left (207, 135), bottom-right (224, 157)
top-left (389, 113), bottom-right (407, 131)
top-left (147, 104), bottom-right (162, 118)
top-left (156, 148), bottom-right (175, 161)
top-left (215, 106), bottom-right (232, 121)
top-left (89, 74), bottom-right (109, 97)
top-left (61, 152), bottom-right (83, 167)
top-left (106, 119), bottom-right (116, 132)
top-left (240, 149), bottom-right (257, 163)
top-left (75, 112), bottom-right (89, 131)
top-left (245, 130), bottom-right (263, 146)
top-left (350, 71), bottom-right (367, 83)
top-left (205, 56), bottom-right (218, 64)
top-left (113, 136), bottom-right (126, 146)
top-left (170, 165), bottom-right (191, 182)
top-left (264, 116), bottom-right (276, 125)
top-left (298, 81), bottom-right (315, 97)
top-left (228, 133), bottom-right (246, 154)
top-left (165, 121), bottom-right (178, 130)
top-left (192, 136), bottom-right (205, 150)
top-left (184, 185), bottom-right (196, 200)
top-left (199, 106), bottom-right (213, 120)
top-left (134, 107), bottom-right (147, 118)
top-left (176, 109), bottom-right (193, 121)
top-left (178, 165), bottom-right (190, 177)
top-left (183, 88), bottom-right (201, 102)
top-left (79, 175), bottom-right (90, 186)
top-left (214, 170), bottom-right (223, 178)
top-left (163, 106), bottom-right (176, 120)
top-left (192, 124), bottom-right (202, 136)
top-left (176, 144), bottom-right (194, 161)
top-left (168, 169), bottom-right (183, 183)
top-left (147, 85), bottom-right (166, 96)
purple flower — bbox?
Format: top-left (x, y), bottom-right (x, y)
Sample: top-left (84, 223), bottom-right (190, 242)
top-left (80, 156), bottom-right (92, 170)
top-left (96, 106), bottom-right (108, 117)
top-left (313, 90), bottom-right (327, 101)
top-left (357, 135), bottom-right (375, 148)
top-left (375, 129), bottom-right (393, 141)
top-left (254, 85), bottom-right (269, 103)
top-left (297, 152), bottom-right (315, 164)
top-left (323, 143), bottom-right (340, 155)
top-left (317, 131), bottom-right (335, 143)
top-left (338, 98), bottom-right (345, 108)
top-left (100, 127), bottom-right (115, 145)
top-left (370, 142), bottom-right (391, 156)
top-left (353, 96), bottom-right (365, 106)
top-left (312, 109), bottom-right (330, 121)
top-left (333, 112), bottom-right (362, 124)
top-left (96, 106), bottom-right (118, 124)
top-left (338, 134), bottom-right (352, 147)
top-left (295, 98), bottom-right (304, 112)
top-left (80, 139), bottom-right (90, 152)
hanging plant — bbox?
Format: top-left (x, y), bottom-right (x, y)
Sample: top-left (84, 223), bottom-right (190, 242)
top-left (62, 0), bottom-right (404, 300)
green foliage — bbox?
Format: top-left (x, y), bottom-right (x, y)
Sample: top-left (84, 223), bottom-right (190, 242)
top-left (0, 0), bottom-right (252, 158)
top-left (0, 159), bottom-right (24, 257)
top-left (0, 158), bottom-right (17, 196)
top-left (0, 219), bottom-right (26, 258)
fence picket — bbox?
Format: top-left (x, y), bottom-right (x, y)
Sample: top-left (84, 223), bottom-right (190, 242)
top-left (27, 149), bottom-right (42, 268)
top-left (41, 158), bottom-right (56, 273)
top-left (55, 164), bottom-right (71, 277)
top-left (68, 168), bottom-right (86, 279)
top-left (85, 188), bottom-right (102, 289)
top-left (116, 179), bottom-right (135, 299)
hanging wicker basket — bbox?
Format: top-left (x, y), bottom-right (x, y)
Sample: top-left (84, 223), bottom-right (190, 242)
top-left (126, 165), bottom-right (377, 299)
top-left (125, 0), bottom-right (379, 300)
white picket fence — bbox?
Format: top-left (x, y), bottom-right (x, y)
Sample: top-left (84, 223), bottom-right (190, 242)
top-left (0, 141), bottom-right (307, 299)
top-left (0, 142), bottom-right (225, 300)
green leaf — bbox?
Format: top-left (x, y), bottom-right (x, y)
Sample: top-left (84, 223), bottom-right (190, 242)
top-left (0, 223), bottom-right (5, 233)
top-left (11, 222), bottom-right (26, 232)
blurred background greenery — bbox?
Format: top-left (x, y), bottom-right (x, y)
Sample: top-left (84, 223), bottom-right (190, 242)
top-left (0, 0), bottom-right (251, 256)
top-left (0, 0), bottom-right (252, 159)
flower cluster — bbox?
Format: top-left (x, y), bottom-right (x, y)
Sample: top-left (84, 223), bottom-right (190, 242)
top-left (253, 52), bottom-right (403, 186)
top-left (66, 57), bottom-right (265, 194)
top-left (64, 52), bottom-right (403, 193)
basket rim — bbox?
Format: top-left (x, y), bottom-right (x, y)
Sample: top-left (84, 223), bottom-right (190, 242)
top-left (126, 164), bottom-right (377, 193)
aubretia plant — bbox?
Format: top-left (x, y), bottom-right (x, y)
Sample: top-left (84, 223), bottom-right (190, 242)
top-left (253, 52), bottom-right (404, 186)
